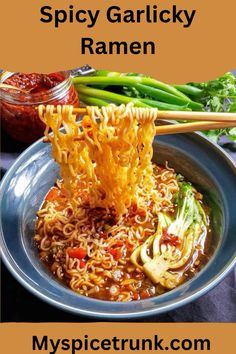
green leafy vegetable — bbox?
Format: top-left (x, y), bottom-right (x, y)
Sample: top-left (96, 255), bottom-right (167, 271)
top-left (188, 72), bottom-right (236, 142)
top-left (130, 181), bottom-right (208, 288)
top-left (73, 70), bottom-right (236, 144)
top-left (190, 72), bottom-right (236, 112)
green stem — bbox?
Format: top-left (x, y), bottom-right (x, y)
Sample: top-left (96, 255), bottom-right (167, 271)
top-left (134, 84), bottom-right (203, 111)
top-left (217, 95), bottom-right (236, 99)
top-left (140, 98), bottom-right (191, 111)
top-left (73, 76), bottom-right (189, 100)
top-left (94, 70), bottom-right (122, 77)
top-left (75, 85), bottom-right (150, 107)
top-left (79, 94), bottom-right (109, 107)
top-left (173, 84), bottom-right (203, 97)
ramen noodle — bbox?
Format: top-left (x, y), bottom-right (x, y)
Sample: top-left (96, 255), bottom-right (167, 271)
top-left (35, 104), bottom-right (211, 301)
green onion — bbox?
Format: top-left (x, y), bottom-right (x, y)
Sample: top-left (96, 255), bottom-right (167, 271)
top-left (140, 98), bottom-right (191, 111)
top-left (173, 84), bottom-right (203, 97)
top-left (79, 94), bottom-right (109, 107)
top-left (73, 76), bottom-right (189, 100)
top-left (134, 84), bottom-right (203, 111)
top-left (75, 85), bottom-right (150, 107)
top-left (94, 70), bottom-right (122, 77)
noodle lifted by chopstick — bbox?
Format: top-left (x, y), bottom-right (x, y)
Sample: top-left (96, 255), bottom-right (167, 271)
top-left (39, 104), bottom-right (159, 217)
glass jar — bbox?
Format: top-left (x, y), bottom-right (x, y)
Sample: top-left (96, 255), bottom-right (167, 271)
top-left (0, 71), bottom-right (79, 143)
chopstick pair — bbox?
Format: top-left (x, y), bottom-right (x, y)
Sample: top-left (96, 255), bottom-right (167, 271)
top-left (71, 107), bottom-right (236, 135)
top-left (155, 111), bottom-right (236, 135)
top-left (39, 106), bottom-right (236, 136)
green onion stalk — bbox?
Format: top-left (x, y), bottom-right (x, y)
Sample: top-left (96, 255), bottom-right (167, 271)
top-left (75, 85), bottom-right (192, 111)
top-left (72, 75), bottom-right (190, 101)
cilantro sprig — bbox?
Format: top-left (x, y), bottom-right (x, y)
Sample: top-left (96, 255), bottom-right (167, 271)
top-left (188, 72), bottom-right (236, 142)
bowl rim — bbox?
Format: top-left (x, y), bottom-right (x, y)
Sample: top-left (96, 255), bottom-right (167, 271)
top-left (0, 131), bottom-right (236, 319)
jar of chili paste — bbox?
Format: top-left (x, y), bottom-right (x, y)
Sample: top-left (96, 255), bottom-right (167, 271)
top-left (0, 71), bottom-right (79, 143)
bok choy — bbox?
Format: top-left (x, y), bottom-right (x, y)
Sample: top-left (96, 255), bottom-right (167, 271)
top-left (130, 181), bottom-right (208, 289)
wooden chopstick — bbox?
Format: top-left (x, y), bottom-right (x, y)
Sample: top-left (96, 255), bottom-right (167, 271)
top-left (38, 106), bottom-right (236, 135)
top-left (155, 111), bottom-right (236, 122)
top-left (42, 106), bottom-right (236, 123)
top-left (156, 121), bottom-right (236, 135)
top-left (71, 107), bottom-right (236, 123)
top-left (72, 106), bottom-right (236, 135)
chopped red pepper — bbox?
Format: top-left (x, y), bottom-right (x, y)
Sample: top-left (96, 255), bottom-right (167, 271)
top-left (99, 231), bottom-right (108, 239)
top-left (140, 289), bottom-right (151, 299)
top-left (125, 239), bottom-right (134, 250)
top-left (129, 202), bottom-right (137, 214)
top-left (87, 130), bottom-right (93, 138)
top-left (128, 203), bottom-right (146, 218)
top-left (80, 260), bottom-right (86, 268)
top-left (137, 209), bottom-right (146, 218)
top-left (45, 187), bottom-right (60, 201)
top-left (115, 240), bottom-right (124, 247)
top-left (68, 247), bottom-right (87, 260)
top-left (109, 248), bottom-right (122, 260)
top-left (132, 293), bottom-right (139, 301)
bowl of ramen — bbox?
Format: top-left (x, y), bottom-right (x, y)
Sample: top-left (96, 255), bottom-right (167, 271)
top-left (0, 104), bottom-right (236, 319)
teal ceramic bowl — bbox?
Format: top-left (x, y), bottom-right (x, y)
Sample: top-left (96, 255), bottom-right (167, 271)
top-left (0, 132), bottom-right (236, 319)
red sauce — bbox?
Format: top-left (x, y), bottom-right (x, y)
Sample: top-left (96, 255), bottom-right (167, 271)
top-left (4, 72), bottom-right (65, 93)
top-left (0, 72), bottom-right (79, 143)
top-left (160, 229), bottom-right (181, 247)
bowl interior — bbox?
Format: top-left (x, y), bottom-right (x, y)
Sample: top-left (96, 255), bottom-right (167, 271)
top-left (1, 133), bottom-right (236, 318)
